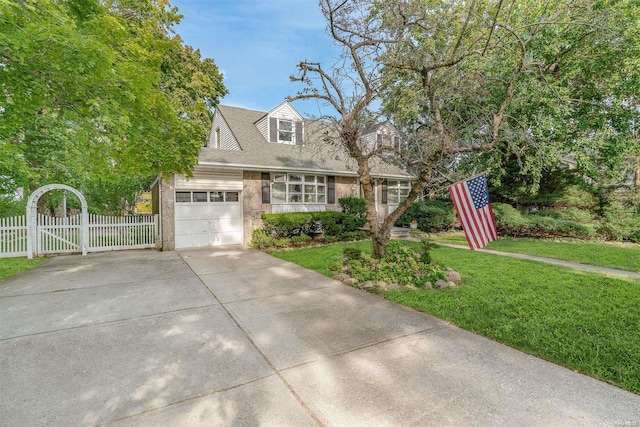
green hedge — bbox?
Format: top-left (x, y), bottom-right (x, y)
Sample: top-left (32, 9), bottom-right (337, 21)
top-left (598, 206), bottom-right (640, 243)
top-left (493, 203), bottom-right (595, 239)
top-left (395, 200), bottom-right (456, 232)
top-left (261, 210), bottom-right (364, 238)
top-left (258, 198), bottom-right (367, 240)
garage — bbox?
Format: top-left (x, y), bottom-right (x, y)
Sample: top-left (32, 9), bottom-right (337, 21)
top-left (174, 169), bottom-right (243, 249)
top-left (175, 190), bottom-right (242, 249)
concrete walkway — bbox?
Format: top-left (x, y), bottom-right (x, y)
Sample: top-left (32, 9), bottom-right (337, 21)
top-left (429, 241), bottom-right (640, 280)
top-left (1, 247), bottom-right (639, 426)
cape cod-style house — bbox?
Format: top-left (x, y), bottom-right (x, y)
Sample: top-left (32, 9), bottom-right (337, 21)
top-left (153, 101), bottom-right (415, 250)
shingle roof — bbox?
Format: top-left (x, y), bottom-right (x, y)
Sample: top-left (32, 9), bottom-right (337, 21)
top-left (197, 105), bottom-right (414, 179)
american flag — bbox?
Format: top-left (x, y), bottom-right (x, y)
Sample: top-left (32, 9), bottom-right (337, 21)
top-left (448, 174), bottom-right (497, 250)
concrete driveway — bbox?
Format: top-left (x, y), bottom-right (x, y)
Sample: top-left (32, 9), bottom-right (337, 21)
top-left (0, 247), bottom-right (638, 426)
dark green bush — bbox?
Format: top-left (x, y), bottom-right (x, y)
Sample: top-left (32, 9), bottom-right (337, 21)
top-left (395, 200), bottom-right (456, 232)
top-left (338, 197), bottom-right (367, 221)
top-left (493, 203), bottom-right (526, 230)
top-left (597, 207), bottom-right (640, 242)
top-left (262, 210), bottom-right (364, 238)
top-left (526, 216), bottom-right (595, 239)
top-left (493, 203), bottom-right (595, 239)
top-left (312, 211), bottom-right (347, 236)
top-left (529, 208), bottom-right (596, 223)
top-left (261, 213), bottom-right (316, 237)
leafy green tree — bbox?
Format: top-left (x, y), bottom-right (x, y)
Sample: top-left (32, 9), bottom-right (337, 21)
top-left (0, 0), bottom-right (227, 213)
top-left (292, 0), bottom-right (638, 258)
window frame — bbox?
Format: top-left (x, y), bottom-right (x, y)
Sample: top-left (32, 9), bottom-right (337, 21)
top-left (386, 180), bottom-right (411, 204)
top-left (270, 173), bottom-right (326, 204)
top-left (175, 190), bottom-right (240, 204)
top-left (214, 127), bottom-right (221, 148)
top-left (278, 119), bottom-right (294, 144)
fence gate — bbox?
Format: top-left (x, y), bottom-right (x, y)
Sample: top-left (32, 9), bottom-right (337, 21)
top-left (0, 183), bottom-right (160, 259)
top-left (27, 184), bottom-right (88, 259)
top-left (36, 213), bottom-right (82, 256)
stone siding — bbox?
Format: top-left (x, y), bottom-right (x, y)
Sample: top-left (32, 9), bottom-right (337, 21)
top-left (160, 175), bottom-right (175, 251)
top-left (243, 171), bottom-right (272, 245)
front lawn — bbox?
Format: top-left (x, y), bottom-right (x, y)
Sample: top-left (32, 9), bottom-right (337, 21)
top-left (0, 258), bottom-right (43, 281)
top-left (429, 234), bottom-right (640, 272)
top-left (272, 241), bottom-right (640, 394)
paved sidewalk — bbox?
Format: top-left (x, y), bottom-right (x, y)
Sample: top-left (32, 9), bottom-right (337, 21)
top-left (1, 247), bottom-right (639, 426)
top-left (429, 241), bottom-right (640, 279)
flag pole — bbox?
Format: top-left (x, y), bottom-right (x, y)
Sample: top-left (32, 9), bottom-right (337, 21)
top-left (447, 170), bottom-right (490, 188)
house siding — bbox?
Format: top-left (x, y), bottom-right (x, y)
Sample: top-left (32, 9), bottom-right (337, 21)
top-left (255, 116), bottom-right (268, 139)
top-left (208, 110), bottom-right (241, 151)
top-left (175, 168), bottom-right (243, 190)
top-left (377, 179), bottom-right (390, 221)
top-left (243, 171), bottom-right (271, 245)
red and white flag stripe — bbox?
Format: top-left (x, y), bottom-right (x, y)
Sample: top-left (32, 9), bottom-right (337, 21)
top-left (448, 174), bottom-right (497, 250)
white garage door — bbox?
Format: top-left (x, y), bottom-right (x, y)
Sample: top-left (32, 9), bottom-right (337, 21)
top-left (175, 190), bottom-right (242, 248)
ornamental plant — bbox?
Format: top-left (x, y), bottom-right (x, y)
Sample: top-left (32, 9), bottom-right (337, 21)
top-left (340, 239), bottom-right (447, 287)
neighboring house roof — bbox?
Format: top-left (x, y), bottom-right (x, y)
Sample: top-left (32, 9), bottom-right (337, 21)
top-left (198, 104), bottom-right (414, 179)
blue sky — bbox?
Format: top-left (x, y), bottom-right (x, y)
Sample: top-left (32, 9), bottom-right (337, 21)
top-left (170, 0), bottom-right (340, 117)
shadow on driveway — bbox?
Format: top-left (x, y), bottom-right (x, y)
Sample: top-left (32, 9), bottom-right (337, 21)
top-left (1, 247), bottom-right (638, 426)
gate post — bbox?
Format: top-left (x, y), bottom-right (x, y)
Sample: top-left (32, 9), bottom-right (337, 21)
top-left (26, 184), bottom-right (89, 258)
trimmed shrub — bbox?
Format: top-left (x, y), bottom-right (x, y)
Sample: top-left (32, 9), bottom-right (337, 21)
top-left (251, 229), bottom-right (291, 250)
top-left (529, 207), bottom-right (597, 223)
top-left (339, 196), bottom-right (366, 214)
top-left (261, 210), bottom-right (364, 238)
top-left (493, 203), bottom-right (527, 230)
top-left (261, 213), bottom-right (316, 238)
top-left (312, 211), bottom-right (347, 236)
top-left (395, 200), bottom-right (456, 232)
top-left (493, 203), bottom-right (596, 239)
top-left (598, 207), bottom-right (640, 242)
top-left (291, 234), bottom-right (312, 246)
top-left (338, 197), bottom-right (367, 230)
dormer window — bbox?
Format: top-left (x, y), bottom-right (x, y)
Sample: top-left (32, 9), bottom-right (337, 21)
top-left (268, 116), bottom-right (303, 145)
top-left (376, 133), bottom-right (401, 150)
top-left (278, 119), bottom-right (294, 143)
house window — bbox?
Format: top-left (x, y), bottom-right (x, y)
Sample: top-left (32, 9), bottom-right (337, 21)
top-left (176, 190), bottom-right (240, 203)
top-left (278, 119), bottom-right (294, 143)
top-left (387, 181), bottom-right (411, 204)
top-left (210, 191), bottom-right (224, 202)
top-left (176, 191), bottom-right (192, 203)
top-left (214, 127), bottom-right (221, 148)
top-left (192, 192), bottom-right (208, 202)
top-left (225, 191), bottom-right (239, 202)
top-left (210, 191), bottom-right (238, 202)
top-left (271, 173), bottom-right (326, 203)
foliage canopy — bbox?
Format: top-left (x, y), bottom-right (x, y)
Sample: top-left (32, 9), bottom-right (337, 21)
top-left (0, 0), bottom-right (227, 213)
top-left (291, 0), bottom-right (639, 257)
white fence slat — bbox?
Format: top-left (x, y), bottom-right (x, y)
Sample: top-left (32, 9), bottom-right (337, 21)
top-left (1, 213), bottom-right (159, 258)
top-left (0, 215), bottom-right (28, 257)
top-left (0, 215), bottom-right (27, 257)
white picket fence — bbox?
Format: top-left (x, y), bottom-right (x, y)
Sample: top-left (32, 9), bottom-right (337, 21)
top-left (88, 214), bottom-right (159, 252)
top-left (0, 216), bottom-right (28, 258)
top-left (0, 213), bottom-right (159, 258)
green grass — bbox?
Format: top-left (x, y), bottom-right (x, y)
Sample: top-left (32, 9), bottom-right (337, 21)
top-left (428, 234), bottom-right (640, 272)
top-left (273, 241), bottom-right (640, 394)
top-left (0, 258), bottom-right (43, 281)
